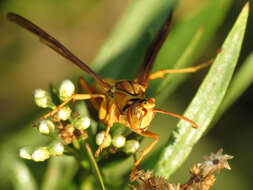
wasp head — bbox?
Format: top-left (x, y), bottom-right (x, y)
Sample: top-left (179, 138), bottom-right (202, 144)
top-left (127, 98), bottom-right (156, 131)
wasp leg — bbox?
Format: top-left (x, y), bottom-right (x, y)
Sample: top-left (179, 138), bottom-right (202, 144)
top-left (95, 101), bottom-right (117, 157)
top-left (36, 93), bottom-right (106, 124)
top-left (77, 76), bottom-right (100, 110)
top-left (149, 59), bottom-right (214, 80)
top-left (130, 131), bottom-right (159, 181)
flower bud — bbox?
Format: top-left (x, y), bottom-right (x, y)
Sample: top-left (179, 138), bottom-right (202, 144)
top-left (74, 116), bottom-right (91, 130)
top-left (19, 147), bottom-right (33, 160)
top-left (123, 140), bottom-right (140, 154)
top-left (57, 106), bottom-right (72, 120)
top-left (96, 131), bottom-right (111, 148)
top-left (38, 120), bottom-right (55, 136)
top-left (32, 147), bottom-right (50, 162)
top-left (59, 80), bottom-right (75, 101)
top-left (49, 141), bottom-right (64, 156)
top-left (34, 88), bottom-right (55, 109)
top-left (112, 135), bottom-right (126, 148)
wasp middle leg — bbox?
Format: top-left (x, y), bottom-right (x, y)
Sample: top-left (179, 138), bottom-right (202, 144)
top-left (95, 100), bottom-right (118, 157)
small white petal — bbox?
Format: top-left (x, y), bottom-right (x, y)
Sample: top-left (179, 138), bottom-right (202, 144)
top-left (112, 135), bottom-right (126, 148)
top-left (74, 117), bottom-right (91, 130)
top-left (32, 147), bottom-right (50, 162)
top-left (50, 142), bottom-right (64, 156)
top-left (59, 80), bottom-right (75, 101)
top-left (38, 120), bottom-right (55, 135)
top-left (96, 131), bottom-right (111, 148)
top-left (124, 140), bottom-right (140, 154)
top-left (34, 88), bottom-right (54, 108)
top-left (19, 147), bottom-right (33, 160)
top-left (57, 106), bottom-right (72, 120)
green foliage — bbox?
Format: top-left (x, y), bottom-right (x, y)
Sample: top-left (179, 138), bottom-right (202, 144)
top-left (1, 0), bottom-right (251, 190)
top-left (154, 3), bottom-right (249, 178)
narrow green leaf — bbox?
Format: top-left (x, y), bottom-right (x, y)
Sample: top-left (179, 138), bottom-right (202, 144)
top-left (41, 157), bottom-right (78, 190)
top-left (85, 143), bottom-right (106, 190)
top-left (10, 160), bottom-right (38, 190)
top-left (215, 51), bottom-right (253, 120)
top-left (92, 0), bottom-right (177, 79)
top-left (149, 0), bottom-right (232, 99)
top-left (154, 2), bottom-right (249, 179)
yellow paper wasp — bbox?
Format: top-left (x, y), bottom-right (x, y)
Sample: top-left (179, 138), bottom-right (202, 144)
top-left (7, 11), bottom-right (211, 180)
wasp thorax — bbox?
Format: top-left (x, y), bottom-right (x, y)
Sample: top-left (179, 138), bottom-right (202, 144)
top-left (128, 98), bottom-right (156, 131)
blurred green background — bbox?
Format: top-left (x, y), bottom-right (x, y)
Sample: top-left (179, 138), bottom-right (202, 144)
top-left (0, 0), bottom-right (252, 189)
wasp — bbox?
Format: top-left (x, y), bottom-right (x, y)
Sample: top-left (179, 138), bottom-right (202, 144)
top-left (7, 12), bottom-right (211, 180)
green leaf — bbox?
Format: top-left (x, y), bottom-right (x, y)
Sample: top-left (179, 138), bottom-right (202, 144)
top-left (156, 27), bottom-right (204, 103)
top-left (154, 2), bottom-right (249, 179)
top-left (150, 0), bottom-right (232, 100)
top-left (10, 160), bottom-right (38, 190)
top-left (92, 0), bottom-right (177, 79)
top-left (215, 51), bottom-right (253, 120)
top-left (85, 143), bottom-right (106, 190)
top-left (41, 157), bottom-right (78, 190)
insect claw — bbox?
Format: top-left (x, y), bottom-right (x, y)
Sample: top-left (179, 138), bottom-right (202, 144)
top-left (95, 149), bottom-right (101, 157)
top-left (130, 168), bottom-right (136, 181)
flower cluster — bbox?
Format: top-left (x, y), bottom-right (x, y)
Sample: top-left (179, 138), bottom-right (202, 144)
top-left (19, 141), bottom-right (64, 162)
top-left (131, 148), bottom-right (233, 190)
top-left (19, 79), bottom-right (141, 162)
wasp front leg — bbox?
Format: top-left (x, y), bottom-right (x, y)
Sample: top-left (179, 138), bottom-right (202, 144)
top-left (130, 131), bottom-right (159, 181)
top-left (77, 76), bottom-right (101, 110)
top-left (35, 93), bottom-right (106, 125)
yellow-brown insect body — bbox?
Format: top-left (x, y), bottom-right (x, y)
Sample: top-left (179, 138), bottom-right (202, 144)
top-left (90, 79), bottom-right (156, 132)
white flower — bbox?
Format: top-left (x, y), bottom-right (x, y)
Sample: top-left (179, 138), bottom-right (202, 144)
top-left (38, 120), bottom-right (55, 135)
top-left (59, 80), bottom-right (75, 101)
top-left (32, 147), bottom-right (50, 162)
top-left (19, 147), bottom-right (33, 160)
top-left (96, 131), bottom-right (111, 148)
top-left (34, 88), bottom-right (55, 108)
top-left (49, 141), bottom-right (64, 156)
top-left (74, 116), bottom-right (91, 130)
top-left (57, 106), bottom-right (72, 120)
top-left (123, 140), bottom-right (140, 154)
top-left (112, 135), bottom-right (126, 148)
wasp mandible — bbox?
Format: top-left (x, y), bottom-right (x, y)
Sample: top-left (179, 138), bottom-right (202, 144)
top-left (7, 11), bottom-right (211, 180)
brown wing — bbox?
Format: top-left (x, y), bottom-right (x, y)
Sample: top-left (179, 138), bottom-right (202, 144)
top-left (137, 11), bottom-right (173, 88)
top-left (7, 12), bottom-right (111, 91)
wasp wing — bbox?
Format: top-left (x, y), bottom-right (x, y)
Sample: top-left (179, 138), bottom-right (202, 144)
top-left (137, 11), bottom-right (173, 88)
top-left (7, 12), bottom-right (111, 90)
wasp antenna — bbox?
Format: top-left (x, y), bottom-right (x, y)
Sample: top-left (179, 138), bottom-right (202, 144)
top-left (154, 109), bottom-right (198, 129)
